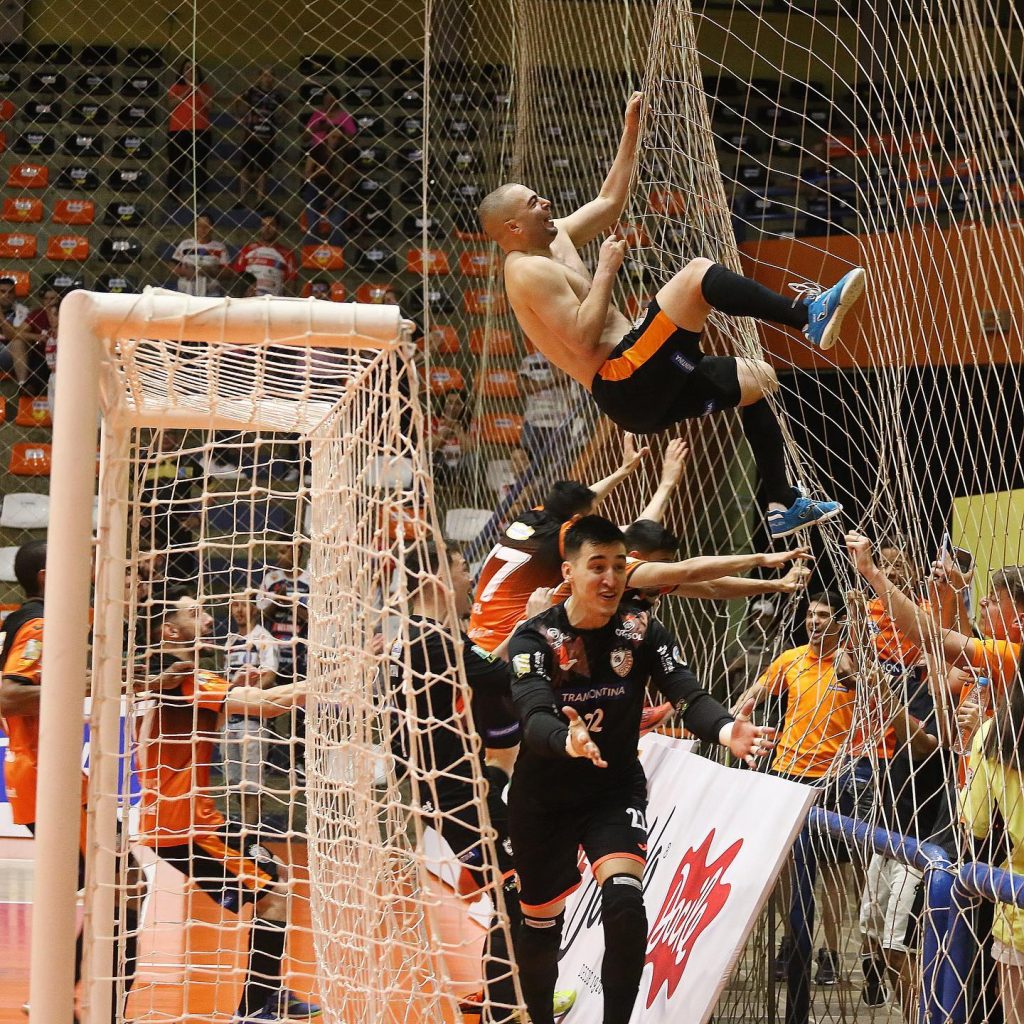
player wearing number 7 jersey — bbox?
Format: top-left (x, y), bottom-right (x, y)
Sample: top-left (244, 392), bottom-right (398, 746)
top-left (506, 516), bottom-right (776, 1024)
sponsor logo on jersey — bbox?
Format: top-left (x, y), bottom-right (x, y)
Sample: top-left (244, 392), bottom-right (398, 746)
top-left (671, 352), bottom-right (696, 373)
top-left (611, 648), bottom-right (633, 677)
top-left (615, 609), bottom-right (648, 642)
top-left (505, 521), bottom-right (535, 541)
top-left (470, 644), bottom-right (497, 663)
top-left (545, 627), bottom-right (570, 649)
top-left (513, 653), bottom-right (533, 677)
top-left (22, 639), bottom-right (42, 663)
top-left (561, 684), bottom-right (626, 703)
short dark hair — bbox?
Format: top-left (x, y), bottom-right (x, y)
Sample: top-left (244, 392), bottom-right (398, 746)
top-left (405, 539), bottom-right (462, 587)
top-left (196, 209), bottom-right (216, 225)
top-left (0, 276), bottom-right (16, 287)
top-left (14, 540), bottom-right (46, 596)
top-left (543, 481), bottom-right (595, 522)
top-left (563, 515), bottom-right (626, 560)
top-left (624, 519), bottom-right (679, 556)
top-left (257, 209), bottom-right (279, 224)
top-left (808, 590), bottom-right (846, 618)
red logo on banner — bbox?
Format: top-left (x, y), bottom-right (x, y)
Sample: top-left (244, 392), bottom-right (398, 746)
top-left (643, 829), bottom-right (742, 1008)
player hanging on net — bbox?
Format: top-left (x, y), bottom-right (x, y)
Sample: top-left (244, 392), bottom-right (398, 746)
top-left (478, 92), bottom-right (864, 539)
top-left (506, 515), bottom-right (776, 1024)
top-left (1, 540), bottom-right (144, 1024)
top-left (135, 590), bottom-right (317, 1024)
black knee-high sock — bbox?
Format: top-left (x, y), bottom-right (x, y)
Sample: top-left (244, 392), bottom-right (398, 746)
top-left (515, 913), bottom-right (563, 1024)
top-left (600, 876), bottom-right (647, 1024)
top-left (237, 917), bottom-right (287, 1016)
top-left (741, 401), bottom-right (796, 508)
top-left (701, 262), bottom-right (809, 330)
top-left (484, 887), bottom-right (521, 1024)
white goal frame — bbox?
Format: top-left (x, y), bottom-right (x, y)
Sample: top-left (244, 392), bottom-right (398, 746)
top-left (29, 288), bottom-right (409, 1024)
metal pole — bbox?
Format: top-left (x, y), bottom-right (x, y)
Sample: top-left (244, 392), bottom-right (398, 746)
top-left (28, 289), bottom-right (104, 1024)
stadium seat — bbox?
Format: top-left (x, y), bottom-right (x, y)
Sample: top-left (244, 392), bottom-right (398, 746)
top-left (113, 134), bottom-right (152, 158)
top-left (453, 227), bottom-right (489, 243)
top-left (24, 99), bottom-right (61, 124)
top-left (7, 163), bottom-right (49, 189)
top-left (394, 85), bottom-right (422, 109)
top-left (397, 114), bottom-right (423, 139)
top-left (0, 490), bottom-right (42, 531)
top-left (355, 283), bottom-right (392, 304)
top-left (32, 42), bottom-right (72, 63)
top-left (620, 222), bottom-right (652, 248)
top-left (393, 145), bottom-right (424, 172)
top-left (450, 183), bottom-right (483, 210)
top-left (475, 413), bottom-right (524, 446)
top-left (449, 149), bottom-right (481, 175)
top-left (425, 365), bottom-right (466, 394)
top-left (108, 167), bottom-right (151, 192)
top-left (444, 508), bottom-right (492, 543)
top-left (825, 134), bottom-right (857, 159)
top-left (103, 202), bottom-right (145, 227)
top-left (117, 103), bottom-right (155, 127)
top-left (353, 245), bottom-right (394, 273)
top-left (94, 274), bottom-right (138, 293)
top-left (469, 328), bottom-right (515, 356)
top-left (13, 131), bottom-right (56, 156)
top-left (122, 45), bottom-right (162, 68)
top-left (98, 238), bottom-right (142, 264)
top-left (405, 248), bottom-right (450, 275)
top-left (904, 188), bottom-right (940, 213)
top-left (14, 395), bottom-right (52, 428)
top-left (47, 234), bottom-right (90, 261)
top-left (0, 270), bottom-right (31, 296)
top-left (70, 101), bottom-right (111, 126)
top-left (0, 233), bottom-right (38, 259)
top-left (424, 285), bottom-right (456, 314)
top-left (300, 280), bottom-right (347, 301)
top-left (0, 71), bottom-right (19, 91)
top-left (354, 113), bottom-right (386, 137)
top-left (301, 244), bottom-right (345, 271)
top-left (76, 70), bottom-right (113, 95)
top-left (28, 70), bottom-right (67, 92)
top-left (80, 43), bottom-right (119, 66)
top-left (479, 368), bottom-right (520, 399)
top-left (298, 53), bottom-right (338, 75)
top-left (401, 213), bottom-right (437, 238)
top-left (58, 165), bottom-right (100, 190)
top-left (355, 145), bottom-right (386, 171)
top-left (346, 82), bottom-right (380, 106)
top-left (421, 324), bottom-right (460, 354)
top-left (9, 443), bottom-right (52, 476)
top-left (44, 271), bottom-right (85, 292)
top-left (458, 250), bottom-right (498, 278)
top-left (463, 288), bottom-right (507, 316)
top-left (0, 41), bottom-right (27, 63)
top-left (64, 132), bottom-right (105, 158)
top-left (122, 73), bottom-right (159, 98)
top-left (0, 548), bottom-right (18, 583)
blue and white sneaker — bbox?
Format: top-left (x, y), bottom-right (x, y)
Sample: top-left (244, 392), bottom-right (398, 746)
top-left (767, 494), bottom-right (843, 539)
top-left (793, 267), bottom-right (865, 351)
top-left (234, 991), bottom-right (323, 1022)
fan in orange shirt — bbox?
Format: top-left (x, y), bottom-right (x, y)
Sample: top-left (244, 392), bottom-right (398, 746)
top-left (135, 590), bottom-right (318, 1023)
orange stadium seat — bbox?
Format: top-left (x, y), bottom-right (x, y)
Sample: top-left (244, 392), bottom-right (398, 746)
top-left (382, 501), bottom-right (429, 542)
top-left (405, 248), bottom-right (450, 275)
top-left (463, 288), bottom-right (506, 316)
top-left (864, 133), bottom-right (895, 156)
top-left (904, 188), bottom-right (940, 212)
top-left (0, 99), bottom-right (14, 122)
top-left (620, 222), bottom-right (651, 248)
top-left (991, 182), bottom-right (1024, 207)
top-left (469, 328), bottom-right (515, 356)
top-left (3, 197), bottom-right (43, 223)
top-left (458, 250), bottom-right (498, 278)
top-left (7, 163), bottom-right (49, 189)
top-left (904, 161), bottom-right (935, 184)
top-left (14, 395), bottom-right (52, 428)
top-left (420, 324), bottom-right (460, 354)
top-left (900, 130), bottom-right (937, 155)
top-left (9, 442), bottom-right (51, 476)
top-left (946, 155), bottom-right (980, 179)
top-left (648, 188), bottom-right (687, 216)
top-left (300, 280), bottom-right (347, 301)
top-left (355, 282), bottom-right (391, 304)
top-left (0, 400), bottom-right (7, 423)
top-left (425, 365), bottom-right (465, 394)
top-left (52, 198), bottom-right (96, 225)
top-left (824, 134), bottom-right (856, 159)
top-left (46, 234), bottom-right (90, 261)
top-left (478, 368), bottom-right (520, 399)
top-left (0, 233), bottom-right (37, 259)
top-left (0, 132), bottom-right (6, 155)
top-left (0, 270), bottom-right (31, 296)
top-left (300, 243), bottom-right (345, 271)
top-left (476, 413), bottom-right (523, 446)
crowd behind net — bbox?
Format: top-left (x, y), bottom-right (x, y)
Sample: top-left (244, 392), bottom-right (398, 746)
top-left (5, 0), bottom-right (1024, 1021)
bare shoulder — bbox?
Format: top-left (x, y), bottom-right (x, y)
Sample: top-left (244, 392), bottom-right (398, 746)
top-left (505, 251), bottom-right (557, 284)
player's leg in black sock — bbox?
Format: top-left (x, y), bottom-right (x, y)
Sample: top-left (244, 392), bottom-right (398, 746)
top-left (599, 874), bottom-right (647, 1024)
top-left (741, 400), bottom-right (797, 508)
top-left (236, 915), bottom-right (287, 1017)
top-left (515, 912), bottom-right (563, 1024)
top-left (483, 887), bottom-right (520, 1024)
top-left (700, 262), bottom-right (809, 331)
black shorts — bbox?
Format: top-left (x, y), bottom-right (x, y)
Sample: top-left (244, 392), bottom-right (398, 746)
top-left (508, 776), bottom-right (648, 912)
top-left (429, 779), bottom-right (515, 881)
top-left (772, 770), bottom-right (856, 866)
top-left (240, 135), bottom-right (276, 173)
top-left (590, 299), bottom-right (742, 434)
top-left (156, 831), bottom-right (280, 914)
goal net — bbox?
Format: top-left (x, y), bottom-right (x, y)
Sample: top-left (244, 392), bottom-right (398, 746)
top-left (32, 288), bottom-right (517, 1024)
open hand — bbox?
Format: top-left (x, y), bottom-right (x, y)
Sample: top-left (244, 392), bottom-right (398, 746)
top-left (563, 706), bottom-right (608, 767)
top-left (760, 546), bottom-right (812, 571)
top-left (776, 563), bottom-right (812, 593)
top-left (727, 697), bottom-right (777, 767)
top-left (620, 431), bottom-right (650, 473)
top-left (660, 438), bottom-right (691, 488)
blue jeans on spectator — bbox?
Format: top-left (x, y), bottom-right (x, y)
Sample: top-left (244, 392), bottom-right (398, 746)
top-left (0, 343), bottom-right (14, 375)
top-left (302, 181), bottom-right (345, 244)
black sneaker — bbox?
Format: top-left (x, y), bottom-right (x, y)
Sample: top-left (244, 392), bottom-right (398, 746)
top-left (815, 947), bottom-right (840, 986)
top-left (773, 936), bottom-right (793, 982)
top-left (861, 954), bottom-right (888, 1006)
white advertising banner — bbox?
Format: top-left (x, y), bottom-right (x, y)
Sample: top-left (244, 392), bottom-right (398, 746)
top-left (556, 734), bottom-right (815, 1024)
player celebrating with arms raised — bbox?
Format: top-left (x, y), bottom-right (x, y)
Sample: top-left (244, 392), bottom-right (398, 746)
top-left (505, 515), bottom-right (776, 1024)
top-left (479, 93), bottom-right (864, 539)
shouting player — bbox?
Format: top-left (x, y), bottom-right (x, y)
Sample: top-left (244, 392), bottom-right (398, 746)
top-left (478, 92), bottom-right (863, 539)
top-left (506, 516), bottom-right (775, 1024)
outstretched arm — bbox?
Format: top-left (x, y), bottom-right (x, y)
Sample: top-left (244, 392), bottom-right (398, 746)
top-left (556, 93), bottom-right (643, 246)
top-left (636, 438), bottom-right (689, 525)
top-left (589, 433), bottom-right (650, 505)
top-left (677, 562), bottom-right (811, 600)
top-left (630, 546), bottom-right (810, 591)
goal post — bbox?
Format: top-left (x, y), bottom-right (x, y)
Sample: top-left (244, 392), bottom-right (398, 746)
top-left (31, 288), bottom-right (516, 1024)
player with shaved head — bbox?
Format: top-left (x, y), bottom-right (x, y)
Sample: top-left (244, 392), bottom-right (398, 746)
top-left (479, 93), bottom-right (864, 539)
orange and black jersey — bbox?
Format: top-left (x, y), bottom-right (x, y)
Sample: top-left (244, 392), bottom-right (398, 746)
top-left (508, 602), bottom-right (733, 803)
top-left (468, 509), bottom-right (575, 652)
top-left (390, 616), bottom-right (518, 806)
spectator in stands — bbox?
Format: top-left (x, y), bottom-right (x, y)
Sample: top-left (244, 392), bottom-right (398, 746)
top-left (233, 211), bottom-right (297, 296)
top-left (22, 283), bottom-right (59, 402)
top-left (167, 212), bottom-right (231, 297)
top-left (166, 60), bottom-right (213, 205)
top-left (308, 277), bottom-right (331, 300)
top-left (236, 68), bottom-right (285, 207)
top-left (304, 85), bottom-right (356, 153)
top-left (518, 352), bottom-right (573, 464)
top-left (732, 591), bottom-right (858, 986)
top-left (302, 121), bottom-right (352, 244)
top-left (961, 664), bottom-right (1024, 1024)
top-left (223, 591), bottom-right (280, 835)
top-left (0, 276), bottom-right (29, 389)
top-left (238, 271), bottom-right (260, 298)
top-left (258, 541), bottom-right (310, 686)
top-left (495, 446), bottom-right (531, 503)
top-left (429, 388), bottom-right (473, 488)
